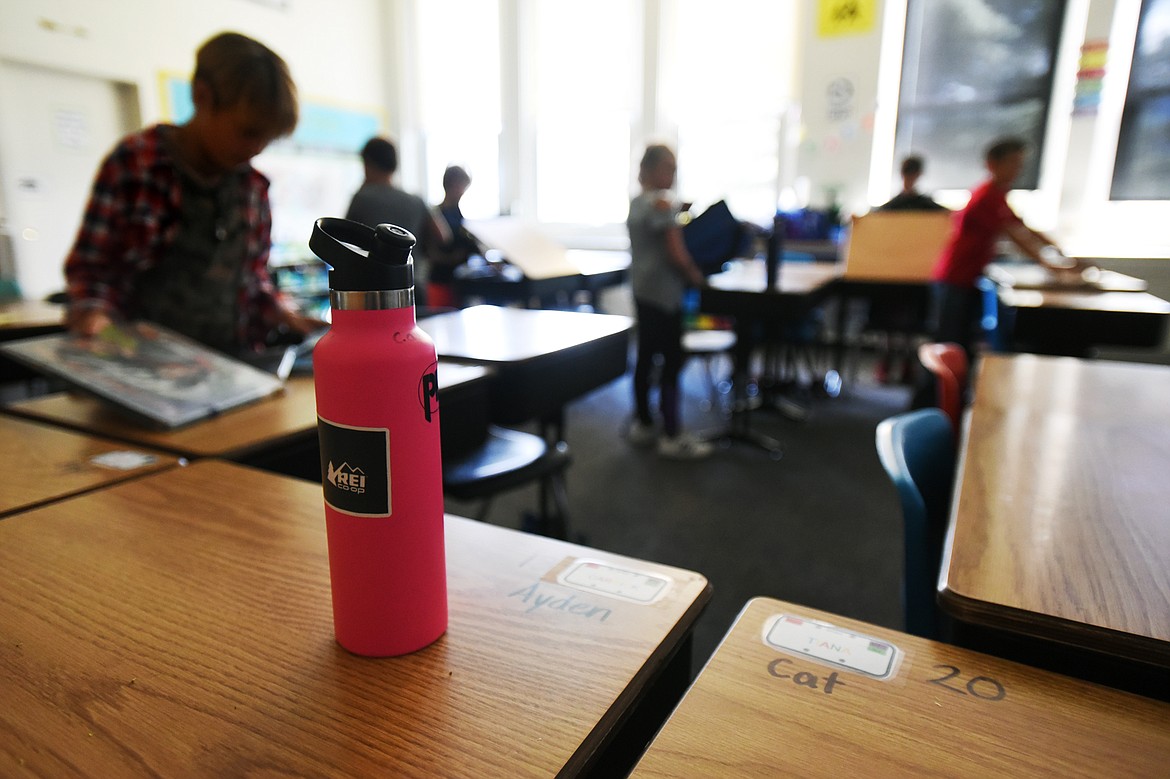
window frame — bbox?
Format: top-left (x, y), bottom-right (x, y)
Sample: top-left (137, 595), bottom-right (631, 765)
top-left (892, 0), bottom-right (1070, 192)
top-left (1110, 0), bottom-right (1170, 201)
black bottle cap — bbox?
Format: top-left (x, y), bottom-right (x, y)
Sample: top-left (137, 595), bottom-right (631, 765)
top-left (309, 217), bottom-right (416, 291)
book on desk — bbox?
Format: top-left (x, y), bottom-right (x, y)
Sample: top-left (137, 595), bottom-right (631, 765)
top-left (0, 321), bottom-right (286, 429)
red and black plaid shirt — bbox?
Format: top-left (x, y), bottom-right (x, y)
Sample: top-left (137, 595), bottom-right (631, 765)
top-left (64, 124), bottom-right (285, 351)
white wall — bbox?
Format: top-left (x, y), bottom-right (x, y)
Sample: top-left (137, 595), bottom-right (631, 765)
top-left (793, 0), bottom-right (886, 216)
top-left (0, 0), bottom-right (389, 298)
top-left (0, 0), bottom-right (387, 121)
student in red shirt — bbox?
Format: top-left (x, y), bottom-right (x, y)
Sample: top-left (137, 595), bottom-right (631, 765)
top-left (929, 137), bottom-right (1070, 354)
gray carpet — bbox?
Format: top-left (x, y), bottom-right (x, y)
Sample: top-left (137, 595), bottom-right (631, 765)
top-left (443, 348), bottom-right (913, 674)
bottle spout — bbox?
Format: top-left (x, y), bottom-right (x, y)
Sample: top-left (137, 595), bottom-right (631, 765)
top-left (310, 217), bottom-right (417, 292)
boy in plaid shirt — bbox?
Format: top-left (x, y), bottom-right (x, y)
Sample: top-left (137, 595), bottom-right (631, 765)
top-left (65, 32), bottom-right (322, 354)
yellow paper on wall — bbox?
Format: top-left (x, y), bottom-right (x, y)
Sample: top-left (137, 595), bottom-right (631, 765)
top-left (818, 0), bottom-right (877, 37)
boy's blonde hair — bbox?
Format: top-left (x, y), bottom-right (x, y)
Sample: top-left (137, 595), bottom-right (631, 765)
top-left (194, 32), bottom-right (298, 138)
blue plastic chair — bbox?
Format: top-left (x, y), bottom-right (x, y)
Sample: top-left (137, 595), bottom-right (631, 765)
top-left (875, 408), bottom-right (956, 639)
top-left (976, 276), bottom-right (1010, 352)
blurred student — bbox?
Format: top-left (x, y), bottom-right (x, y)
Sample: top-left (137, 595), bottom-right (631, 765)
top-left (929, 136), bottom-right (1071, 355)
top-left (879, 155), bottom-right (947, 212)
top-left (429, 165), bottom-right (481, 308)
top-left (873, 154), bottom-right (947, 383)
top-left (65, 32), bottom-right (322, 355)
top-left (626, 144), bottom-right (712, 460)
top-left (345, 137), bottom-right (450, 307)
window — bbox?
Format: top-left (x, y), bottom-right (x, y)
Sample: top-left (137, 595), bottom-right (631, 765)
top-left (412, 2), bottom-right (797, 230)
top-left (532, 0), bottom-right (638, 224)
top-left (1112, 0), bottom-right (1170, 200)
top-left (894, 0), bottom-right (1067, 190)
top-left (659, 0), bottom-right (794, 224)
top-left (416, 0), bottom-right (501, 218)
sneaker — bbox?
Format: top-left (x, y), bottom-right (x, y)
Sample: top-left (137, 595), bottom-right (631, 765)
top-left (626, 420), bottom-right (658, 447)
top-left (657, 432), bottom-right (714, 460)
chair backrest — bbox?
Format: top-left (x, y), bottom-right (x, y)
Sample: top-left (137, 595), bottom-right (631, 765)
top-left (917, 342), bottom-right (968, 429)
top-left (875, 407), bottom-right (956, 639)
top-left (843, 210), bottom-right (953, 282)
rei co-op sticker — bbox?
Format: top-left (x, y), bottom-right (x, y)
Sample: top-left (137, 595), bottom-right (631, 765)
top-left (556, 559), bottom-right (671, 604)
top-left (764, 614), bottom-right (902, 680)
top-left (317, 417), bottom-right (390, 517)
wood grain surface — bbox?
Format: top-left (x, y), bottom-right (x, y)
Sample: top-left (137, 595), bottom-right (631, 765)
top-left (941, 354), bottom-right (1170, 667)
top-left (5, 365), bottom-right (493, 464)
top-left (997, 288), bottom-right (1170, 314)
top-left (0, 414), bottom-right (176, 517)
top-left (985, 262), bottom-right (1149, 292)
top-left (631, 597), bottom-right (1170, 778)
top-left (0, 460), bottom-right (709, 777)
top-left (706, 258), bottom-right (842, 295)
top-left (5, 377), bottom-right (319, 458)
top-left (0, 299), bottom-right (65, 331)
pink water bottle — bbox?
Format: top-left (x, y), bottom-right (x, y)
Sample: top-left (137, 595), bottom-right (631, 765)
top-left (309, 218), bottom-right (447, 656)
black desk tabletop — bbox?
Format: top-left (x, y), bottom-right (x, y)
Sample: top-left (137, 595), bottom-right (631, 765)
top-left (419, 305), bottom-right (633, 364)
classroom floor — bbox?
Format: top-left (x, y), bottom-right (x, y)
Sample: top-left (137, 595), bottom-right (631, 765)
top-left (443, 347), bottom-right (914, 675)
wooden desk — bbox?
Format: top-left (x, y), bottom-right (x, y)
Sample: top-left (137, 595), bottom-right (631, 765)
top-left (699, 259), bottom-right (843, 446)
top-left (454, 250), bottom-right (631, 310)
top-left (0, 414), bottom-right (177, 517)
top-left (985, 261), bottom-right (1149, 292)
top-left (940, 354), bottom-right (1170, 673)
top-left (631, 597), bottom-right (1170, 777)
top-left (4, 363), bottom-right (493, 480)
top-left (987, 263), bottom-right (1170, 355)
top-left (702, 259), bottom-right (841, 317)
top-left (6, 377), bottom-right (320, 461)
top-left (0, 298), bottom-right (65, 338)
top-left (419, 305), bottom-right (633, 434)
top-left (0, 460), bottom-right (710, 777)
top-left (0, 299), bottom-right (66, 385)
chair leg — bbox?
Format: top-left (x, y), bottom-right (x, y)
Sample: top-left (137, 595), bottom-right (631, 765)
top-left (544, 470), bottom-right (571, 540)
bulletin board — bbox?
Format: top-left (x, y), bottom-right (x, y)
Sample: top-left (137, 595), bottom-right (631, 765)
top-left (157, 72), bottom-right (381, 154)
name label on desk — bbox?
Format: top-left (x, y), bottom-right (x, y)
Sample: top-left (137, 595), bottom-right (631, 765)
top-left (763, 614), bottom-right (902, 680)
top-left (556, 559), bottom-right (671, 604)
top-left (507, 582), bottom-right (612, 623)
top-left (89, 451), bottom-right (159, 470)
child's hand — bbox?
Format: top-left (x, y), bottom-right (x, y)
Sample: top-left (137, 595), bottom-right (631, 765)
top-left (279, 309), bottom-right (329, 337)
top-left (66, 308), bottom-right (112, 337)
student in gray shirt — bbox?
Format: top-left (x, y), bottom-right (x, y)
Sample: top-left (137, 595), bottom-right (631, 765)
top-left (346, 137), bottom-right (449, 306)
top-left (626, 144), bottom-right (711, 460)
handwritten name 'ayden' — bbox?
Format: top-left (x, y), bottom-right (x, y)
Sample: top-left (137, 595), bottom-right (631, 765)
top-left (507, 582), bottom-right (613, 623)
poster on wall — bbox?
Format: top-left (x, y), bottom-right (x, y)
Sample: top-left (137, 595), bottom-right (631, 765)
top-left (818, 0), bottom-right (877, 38)
top-left (1074, 41), bottom-right (1108, 117)
top-left (156, 72), bottom-right (381, 154)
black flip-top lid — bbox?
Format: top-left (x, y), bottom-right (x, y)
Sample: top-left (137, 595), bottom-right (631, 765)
top-left (309, 217), bottom-right (416, 291)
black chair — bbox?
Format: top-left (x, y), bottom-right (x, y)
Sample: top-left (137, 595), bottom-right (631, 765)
top-left (443, 425), bottom-right (572, 539)
top-left (875, 407), bottom-right (956, 639)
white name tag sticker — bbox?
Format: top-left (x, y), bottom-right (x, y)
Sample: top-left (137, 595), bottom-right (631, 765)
top-left (90, 451), bottom-right (159, 471)
top-left (557, 559), bottom-right (671, 605)
top-left (764, 614), bottom-right (902, 680)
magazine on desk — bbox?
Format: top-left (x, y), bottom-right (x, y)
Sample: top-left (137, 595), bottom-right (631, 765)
top-left (0, 321), bottom-right (286, 429)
